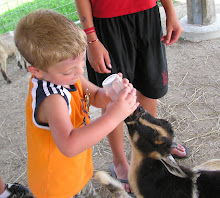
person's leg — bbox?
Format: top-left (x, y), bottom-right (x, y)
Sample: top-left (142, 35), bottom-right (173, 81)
top-left (0, 176), bottom-right (5, 195)
top-left (102, 109), bottom-right (131, 192)
top-left (86, 16), bottom-right (138, 194)
top-left (134, 6), bottom-right (188, 159)
top-left (136, 91), bottom-right (157, 117)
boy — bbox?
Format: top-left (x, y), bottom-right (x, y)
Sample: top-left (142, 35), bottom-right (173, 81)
top-left (14, 9), bottom-right (138, 198)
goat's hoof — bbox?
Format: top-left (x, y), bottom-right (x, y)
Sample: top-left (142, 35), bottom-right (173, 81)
top-left (7, 79), bottom-right (12, 84)
top-left (18, 61), bottom-right (22, 69)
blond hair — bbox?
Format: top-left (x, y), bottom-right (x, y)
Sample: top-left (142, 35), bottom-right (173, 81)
top-left (14, 9), bottom-right (87, 70)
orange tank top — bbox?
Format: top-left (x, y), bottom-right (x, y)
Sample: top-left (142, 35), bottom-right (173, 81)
top-left (26, 76), bottom-right (93, 198)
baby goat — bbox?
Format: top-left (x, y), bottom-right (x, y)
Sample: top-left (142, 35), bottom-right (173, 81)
top-left (0, 31), bottom-right (27, 83)
top-left (95, 106), bottom-right (220, 198)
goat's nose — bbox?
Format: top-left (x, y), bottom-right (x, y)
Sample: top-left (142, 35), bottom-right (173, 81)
top-left (133, 105), bottom-right (145, 116)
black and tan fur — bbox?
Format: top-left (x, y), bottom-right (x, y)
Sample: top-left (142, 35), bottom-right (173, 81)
top-left (95, 171), bottom-right (131, 198)
top-left (95, 106), bottom-right (220, 198)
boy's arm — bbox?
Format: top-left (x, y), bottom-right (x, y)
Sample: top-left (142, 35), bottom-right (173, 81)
top-left (75, 0), bottom-right (111, 73)
top-left (40, 87), bottom-right (138, 157)
top-left (160, 0), bottom-right (183, 46)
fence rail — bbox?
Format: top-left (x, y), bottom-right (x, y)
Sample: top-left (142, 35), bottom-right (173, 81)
top-left (0, 0), bottom-right (79, 34)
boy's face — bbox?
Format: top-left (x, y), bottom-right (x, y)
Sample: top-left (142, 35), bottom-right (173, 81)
top-left (39, 51), bottom-right (86, 85)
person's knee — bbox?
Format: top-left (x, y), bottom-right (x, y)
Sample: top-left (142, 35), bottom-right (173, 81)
top-left (136, 91), bottom-right (157, 116)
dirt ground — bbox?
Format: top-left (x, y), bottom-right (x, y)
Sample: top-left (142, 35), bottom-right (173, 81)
top-left (0, 1), bottom-right (220, 197)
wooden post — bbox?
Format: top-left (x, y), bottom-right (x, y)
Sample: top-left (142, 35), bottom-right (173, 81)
top-left (187, 0), bottom-right (216, 25)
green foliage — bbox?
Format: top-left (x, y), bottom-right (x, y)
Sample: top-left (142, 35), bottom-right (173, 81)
top-left (0, 0), bottom-right (79, 34)
top-left (157, 0), bottom-right (178, 7)
top-left (0, 0), bottom-right (179, 34)
top-left (157, 0), bottom-right (162, 6)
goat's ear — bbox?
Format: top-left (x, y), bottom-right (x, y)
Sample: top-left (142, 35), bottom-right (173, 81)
top-left (160, 155), bottom-right (187, 178)
top-left (27, 66), bottom-right (43, 78)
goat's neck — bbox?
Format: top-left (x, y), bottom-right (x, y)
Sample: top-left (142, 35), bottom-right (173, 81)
top-left (129, 142), bottom-right (145, 198)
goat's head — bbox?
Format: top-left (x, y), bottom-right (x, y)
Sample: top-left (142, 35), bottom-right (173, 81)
top-left (125, 106), bottom-right (174, 160)
top-left (125, 106), bottom-right (188, 178)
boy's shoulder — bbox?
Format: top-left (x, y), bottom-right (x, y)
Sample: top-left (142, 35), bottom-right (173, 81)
top-left (29, 77), bottom-right (69, 103)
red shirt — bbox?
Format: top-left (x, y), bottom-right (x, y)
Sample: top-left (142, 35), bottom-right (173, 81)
top-left (91, 0), bottom-right (157, 18)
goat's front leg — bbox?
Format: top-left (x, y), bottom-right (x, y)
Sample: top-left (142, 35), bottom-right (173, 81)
top-left (24, 59), bottom-right (27, 70)
top-left (0, 57), bottom-right (11, 83)
top-left (16, 52), bottom-right (22, 69)
top-left (17, 61), bottom-right (22, 69)
top-left (22, 56), bottom-right (28, 71)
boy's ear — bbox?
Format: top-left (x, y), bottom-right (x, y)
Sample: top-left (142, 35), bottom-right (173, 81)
top-left (27, 66), bottom-right (43, 78)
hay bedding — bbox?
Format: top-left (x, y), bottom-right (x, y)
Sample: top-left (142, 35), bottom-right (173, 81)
top-left (0, 4), bottom-right (219, 197)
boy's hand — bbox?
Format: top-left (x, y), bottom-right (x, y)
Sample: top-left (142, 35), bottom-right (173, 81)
top-left (104, 73), bottom-right (133, 100)
top-left (105, 87), bottom-right (139, 122)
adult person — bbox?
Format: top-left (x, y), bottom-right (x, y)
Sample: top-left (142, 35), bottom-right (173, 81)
top-left (75, 0), bottom-right (188, 193)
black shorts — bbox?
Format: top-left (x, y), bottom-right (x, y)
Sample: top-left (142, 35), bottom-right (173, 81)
top-left (86, 5), bottom-right (168, 99)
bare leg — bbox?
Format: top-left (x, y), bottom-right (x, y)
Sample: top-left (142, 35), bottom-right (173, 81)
top-left (136, 90), bottom-right (157, 117)
top-left (103, 109), bottom-right (130, 192)
top-left (0, 176), bottom-right (5, 195)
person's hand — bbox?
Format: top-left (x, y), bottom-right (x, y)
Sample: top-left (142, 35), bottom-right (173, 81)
top-left (87, 40), bottom-right (112, 73)
top-left (161, 15), bottom-right (183, 46)
top-left (105, 87), bottom-right (139, 122)
top-left (104, 73), bottom-right (134, 101)
top-left (118, 73), bottom-right (133, 92)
